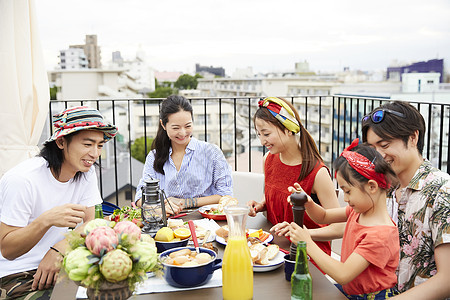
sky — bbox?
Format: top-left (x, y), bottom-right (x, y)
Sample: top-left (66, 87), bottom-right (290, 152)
top-left (35, 0), bottom-right (450, 75)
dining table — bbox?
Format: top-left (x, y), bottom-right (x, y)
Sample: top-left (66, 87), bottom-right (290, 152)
top-left (51, 210), bottom-right (346, 299)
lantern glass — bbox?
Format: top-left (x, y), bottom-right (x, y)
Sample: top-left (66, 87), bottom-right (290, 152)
top-left (141, 178), bottom-right (167, 235)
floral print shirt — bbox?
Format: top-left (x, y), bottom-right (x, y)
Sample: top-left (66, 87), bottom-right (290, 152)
top-left (386, 160), bottom-right (450, 292)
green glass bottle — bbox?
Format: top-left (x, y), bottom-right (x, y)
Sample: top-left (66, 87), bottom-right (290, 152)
top-left (291, 241), bottom-right (312, 300)
top-left (95, 203), bottom-right (104, 219)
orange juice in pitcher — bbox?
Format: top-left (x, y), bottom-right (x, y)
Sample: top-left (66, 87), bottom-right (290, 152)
top-left (222, 206), bottom-right (253, 300)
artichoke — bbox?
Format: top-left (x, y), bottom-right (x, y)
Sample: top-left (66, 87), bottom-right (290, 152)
top-left (113, 220), bottom-right (141, 244)
top-left (140, 234), bottom-right (155, 247)
top-left (63, 247), bottom-right (93, 282)
top-left (99, 249), bottom-right (132, 282)
top-left (130, 241), bottom-right (158, 272)
top-left (83, 218), bottom-right (109, 235)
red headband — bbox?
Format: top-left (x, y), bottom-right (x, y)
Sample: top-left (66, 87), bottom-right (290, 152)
top-left (338, 139), bottom-right (390, 189)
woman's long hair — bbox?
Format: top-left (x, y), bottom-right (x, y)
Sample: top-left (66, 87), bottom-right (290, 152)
top-left (253, 97), bottom-right (323, 181)
top-left (152, 95), bottom-right (193, 174)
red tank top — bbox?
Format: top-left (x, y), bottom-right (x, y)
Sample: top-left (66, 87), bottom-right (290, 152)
top-left (265, 153), bottom-right (331, 258)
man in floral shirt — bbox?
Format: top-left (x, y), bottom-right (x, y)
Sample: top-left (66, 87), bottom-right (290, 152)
top-left (362, 101), bottom-right (450, 299)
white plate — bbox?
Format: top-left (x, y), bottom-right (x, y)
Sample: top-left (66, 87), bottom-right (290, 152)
top-left (187, 218), bottom-right (220, 244)
top-left (253, 250), bottom-right (285, 272)
top-left (215, 229), bottom-right (274, 246)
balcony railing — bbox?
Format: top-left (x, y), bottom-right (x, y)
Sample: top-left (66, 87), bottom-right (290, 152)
top-left (48, 96), bottom-right (450, 206)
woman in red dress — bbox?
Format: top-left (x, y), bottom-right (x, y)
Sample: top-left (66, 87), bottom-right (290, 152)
top-left (248, 97), bottom-right (341, 260)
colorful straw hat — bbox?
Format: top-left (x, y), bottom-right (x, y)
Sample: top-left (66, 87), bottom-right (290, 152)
top-left (44, 106), bottom-right (118, 144)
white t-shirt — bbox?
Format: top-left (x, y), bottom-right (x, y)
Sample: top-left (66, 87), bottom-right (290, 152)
top-left (0, 157), bottom-right (102, 278)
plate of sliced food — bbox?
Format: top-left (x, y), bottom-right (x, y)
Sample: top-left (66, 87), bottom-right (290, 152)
top-left (198, 196), bottom-right (238, 220)
top-left (215, 226), bottom-right (282, 272)
top-left (215, 226), bottom-right (274, 246)
top-left (250, 244), bottom-right (284, 272)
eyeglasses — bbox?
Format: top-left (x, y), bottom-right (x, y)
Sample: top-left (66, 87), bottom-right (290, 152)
top-left (362, 109), bottom-right (406, 124)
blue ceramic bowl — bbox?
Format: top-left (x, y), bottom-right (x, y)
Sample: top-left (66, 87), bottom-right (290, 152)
top-left (284, 254), bottom-right (295, 281)
top-left (159, 246), bottom-right (222, 288)
top-left (155, 238), bottom-right (190, 253)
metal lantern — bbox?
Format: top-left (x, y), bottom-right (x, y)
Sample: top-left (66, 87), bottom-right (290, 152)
top-left (141, 178), bottom-right (167, 235)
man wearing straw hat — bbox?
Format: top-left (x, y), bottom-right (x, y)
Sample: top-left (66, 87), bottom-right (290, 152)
top-left (0, 106), bottom-right (118, 299)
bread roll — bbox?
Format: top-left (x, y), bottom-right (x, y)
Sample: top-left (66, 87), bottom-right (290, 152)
top-left (266, 244), bottom-right (279, 260)
top-left (250, 249), bottom-right (260, 263)
top-left (255, 247), bottom-right (269, 265)
top-left (217, 196), bottom-right (238, 211)
top-left (215, 226), bottom-right (229, 240)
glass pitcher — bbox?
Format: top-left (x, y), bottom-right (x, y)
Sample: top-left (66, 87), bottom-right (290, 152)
top-left (222, 206), bottom-right (253, 300)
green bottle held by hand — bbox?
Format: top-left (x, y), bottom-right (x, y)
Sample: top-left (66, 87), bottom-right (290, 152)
top-left (291, 241), bottom-right (312, 300)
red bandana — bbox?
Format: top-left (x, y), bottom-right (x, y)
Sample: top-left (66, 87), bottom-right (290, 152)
top-left (339, 138), bottom-right (390, 189)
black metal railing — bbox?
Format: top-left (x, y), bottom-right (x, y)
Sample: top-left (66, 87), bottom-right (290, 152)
top-left (48, 96), bottom-right (450, 206)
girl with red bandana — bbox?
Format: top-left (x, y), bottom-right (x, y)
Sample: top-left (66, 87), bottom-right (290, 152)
top-left (277, 140), bottom-right (400, 299)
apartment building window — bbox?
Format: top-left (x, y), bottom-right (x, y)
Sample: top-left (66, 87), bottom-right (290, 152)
top-left (197, 114), bottom-right (210, 125)
top-left (221, 113), bottom-right (230, 124)
top-left (198, 133), bottom-right (211, 141)
top-left (321, 108), bottom-right (331, 119)
top-left (139, 116), bottom-right (154, 127)
top-left (223, 132), bottom-right (233, 143)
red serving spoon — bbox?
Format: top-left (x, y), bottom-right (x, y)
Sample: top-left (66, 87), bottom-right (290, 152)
top-left (188, 220), bottom-right (200, 253)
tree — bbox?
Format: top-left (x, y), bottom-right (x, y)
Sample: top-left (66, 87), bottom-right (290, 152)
top-left (147, 79), bottom-right (176, 98)
top-left (147, 87), bottom-right (175, 98)
top-left (174, 74), bottom-right (199, 90)
top-left (131, 137), bottom-right (154, 164)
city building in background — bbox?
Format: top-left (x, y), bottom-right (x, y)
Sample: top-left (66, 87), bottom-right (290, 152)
top-left (48, 68), bottom-right (144, 99)
top-left (387, 59), bottom-right (444, 82)
top-left (195, 63), bottom-right (225, 77)
top-left (58, 48), bottom-right (88, 69)
top-left (69, 34), bottom-right (102, 69)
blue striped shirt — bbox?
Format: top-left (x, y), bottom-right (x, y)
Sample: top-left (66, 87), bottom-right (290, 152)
top-left (135, 137), bottom-right (233, 202)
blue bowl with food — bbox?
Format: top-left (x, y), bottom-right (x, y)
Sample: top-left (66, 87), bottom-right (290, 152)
top-left (159, 246), bottom-right (222, 288)
top-left (155, 238), bottom-right (190, 253)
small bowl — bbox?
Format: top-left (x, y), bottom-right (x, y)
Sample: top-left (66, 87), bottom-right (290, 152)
top-left (155, 238), bottom-right (190, 253)
top-left (159, 246), bottom-right (222, 288)
top-left (284, 254), bottom-right (295, 281)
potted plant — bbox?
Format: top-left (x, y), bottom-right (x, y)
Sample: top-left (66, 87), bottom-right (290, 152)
top-left (63, 219), bottom-right (159, 300)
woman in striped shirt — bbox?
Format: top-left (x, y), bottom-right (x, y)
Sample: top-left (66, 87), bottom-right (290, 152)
top-left (135, 95), bottom-right (233, 215)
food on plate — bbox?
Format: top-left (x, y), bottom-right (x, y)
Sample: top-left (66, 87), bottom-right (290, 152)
top-left (110, 206), bottom-right (143, 227)
top-left (154, 227), bottom-right (175, 242)
top-left (162, 249), bottom-right (213, 266)
top-left (167, 218), bottom-right (184, 229)
top-left (215, 225), bottom-right (279, 266)
top-left (157, 220), bottom-right (207, 242)
top-left (215, 225), bottom-right (229, 240)
top-left (205, 196), bottom-right (238, 215)
top-left (217, 195), bottom-right (238, 211)
top-left (173, 228), bottom-right (191, 239)
top-left (216, 226), bottom-right (271, 243)
top-left (250, 244), bottom-right (279, 265)
top-left (202, 242), bottom-right (219, 254)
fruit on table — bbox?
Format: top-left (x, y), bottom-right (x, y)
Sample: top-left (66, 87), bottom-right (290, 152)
top-left (85, 226), bottom-right (118, 256)
top-left (173, 227), bottom-right (191, 239)
top-left (155, 227), bottom-right (175, 242)
top-left (100, 249), bottom-right (133, 282)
